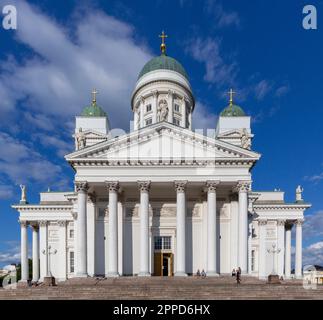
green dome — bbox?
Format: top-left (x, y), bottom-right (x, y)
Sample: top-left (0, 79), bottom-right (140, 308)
top-left (81, 102), bottom-right (107, 117)
top-left (138, 54), bottom-right (189, 80)
top-left (220, 104), bottom-right (246, 117)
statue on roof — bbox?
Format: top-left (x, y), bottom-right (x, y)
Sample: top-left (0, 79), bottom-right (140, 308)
top-left (75, 127), bottom-right (86, 150)
top-left (19, 184), bottom-right (27, 204)
top-left (296, 185), bottom-right (304, 202)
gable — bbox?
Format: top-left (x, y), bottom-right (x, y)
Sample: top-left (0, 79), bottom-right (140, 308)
top-left (66, 123), bottom-right (260, 164)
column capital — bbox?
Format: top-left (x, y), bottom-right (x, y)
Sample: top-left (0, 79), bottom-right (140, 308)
top-left (235, 181), bottom-right (251, 193)
top-left (39, 220), bottom-right (48, 227)
top-left (152, 90), bottom-right (159, 98)
top-left (206, 180), bottom-right (220, 192)
top-left (295, 219), bottom-right (304, 226)
top-left (258, 219), bottom-right (267, 226)
top-left (277, 219), bottom-right (286, 226)
top-left (19, 220), bottom-right (28, 227)
top-left (105, 181), bottom-right (120, 192)
top-left (30, 223), bottom-right (39, 231)
top-left (71, 211), bottom-right (78, 220)
top-left (75, 181), bottom-right (89, 193)
top-left (174, 180), bottom-right (187, 193)
top-left (285, 222), bottom-right (293, 230)
top-left (138, 181), bottom-right (151, 193)
top-left (57, 220), bottom-right (67, 227)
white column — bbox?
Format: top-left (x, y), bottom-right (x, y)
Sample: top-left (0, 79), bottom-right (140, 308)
top-left (106, 181), bottom-right (119, 277)
top-left (75, 181), bottom-right (89, 277)
top-left (295, 219), bottom-right (303, 279)
top-left (152, 91), bottom-right (158, 124)
top-left (206, 181), bottom-right (220, 276)
top-left (138, 181), bottom-right (151, 276)
top-left (58, 220), bottom-right (67, 280)
top-left (87, 193), bottom-right (96, 277)
top-left (258, 219), bottom-right (267, 279)
top-left (181, 97), bottom-right (186, 128)
top-left (20, 221), bottom-right (29, 282)
top-left (31, 224), bottom-right (39, 282)
top-left (167, 90), bottom-right (174, 123)
top-left (248, 218), bottom-right (253, 275)
top-left (284, 223), bottom-right (292, 279)
top-left (134, 109), bottom-right (139, 130)
top-left (237, 181), bottom-right (250, 274)
top-left (174, 181), bottom-right (187, 276)
top-left (277, 219), bottom-right (285, 277)
top-left (140, 97), bottom-right (145, 128)
top-left (188, 108), bottom-right (192, 129)
top-left (39, 221), bottom-right (48, 280)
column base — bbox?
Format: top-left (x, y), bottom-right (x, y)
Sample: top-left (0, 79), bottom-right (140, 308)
top-left (206, 271), bottom-right (219, 277)
top-left (138, 272), bottom-right (151, 277)
top-left (75, 273), bottom-right (88, 278)
top-left (17, 280), bottom-right (29, 288)
top-left (106, 272), bottom-right (120, 278)
top-left (175, 272), bottom-right (188, 277)
top-left (284, 275), bottom-right (291, 280)
top-left (295, 275), bottom-right (303, 279)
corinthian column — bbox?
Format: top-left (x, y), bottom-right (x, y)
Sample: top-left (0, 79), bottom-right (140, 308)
top-left (277, 219), bottom-right (285, 277)
top-left (284, 223), bottom-right (292, 279)
top-left (106, 181), bottom-right (119, 277)
top-left (20, 220), bottom-right (29, 283)
top-left (206, 181), bottom-right (220, 276)
top-left (75, 181), bottom-right (89, 277)
top-left (258, 219), bottom-right (267, 279)
top-left (295, 219), bottom-right (303, 279)
top-left (31, 224), bottom-right (40, 283)
top-left (138, 181), bottom-right (151, 276)
top-left (174, 181), bottom-right (187, 276)
top-left (237, 181), bottom-right (250, 274)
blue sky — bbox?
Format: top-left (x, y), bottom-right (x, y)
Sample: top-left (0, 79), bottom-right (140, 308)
top-left (0, 0), bottom-right (322, 267)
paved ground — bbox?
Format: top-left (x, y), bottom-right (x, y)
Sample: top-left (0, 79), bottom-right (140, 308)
top-left (0, 276), bottom-right (322, 300)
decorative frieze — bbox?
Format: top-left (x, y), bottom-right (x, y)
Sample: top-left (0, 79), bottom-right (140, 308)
top-left (277, 219), bottom-right (285, 226)
top-left (71, 211), bottom-right (77, 220)
top-left (57, 220), bottom-right (67, 227)
top-left (258, 219), bottom-right (267, 226)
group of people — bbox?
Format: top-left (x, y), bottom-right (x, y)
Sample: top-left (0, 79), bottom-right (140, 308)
top-left (232, 267), bottom-right (242, 284)
top-left (196, 269), bottom-right (206, 278)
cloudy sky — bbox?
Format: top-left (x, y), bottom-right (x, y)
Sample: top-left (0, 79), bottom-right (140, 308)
top-left (0, 0), bottom-right (322, 267)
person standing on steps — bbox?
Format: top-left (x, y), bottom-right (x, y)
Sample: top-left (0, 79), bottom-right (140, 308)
top-left (236, 267), bottom-right (241, 284)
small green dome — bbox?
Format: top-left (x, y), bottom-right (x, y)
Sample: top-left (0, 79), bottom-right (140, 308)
top-left (220, 104), bottom-right (246, 117)
top-left (138, 54), bottom-right (189, 80)
top-left (81, 102), bottom-right (107, 117)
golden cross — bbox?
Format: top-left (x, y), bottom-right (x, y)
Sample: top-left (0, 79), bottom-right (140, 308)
top-left (91, 88), bottom-right (98, 104)
top-left (159, 31), bottom-right (168, 54)
top-left (228, 88), bottom-right (236, 106)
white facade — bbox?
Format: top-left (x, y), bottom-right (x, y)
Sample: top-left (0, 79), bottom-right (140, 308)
top-left (12, 50), bottom-right (311, 282)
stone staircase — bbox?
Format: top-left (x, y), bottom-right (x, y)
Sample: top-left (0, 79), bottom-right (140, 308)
top-left (0, 276), bottom-right (322, 300)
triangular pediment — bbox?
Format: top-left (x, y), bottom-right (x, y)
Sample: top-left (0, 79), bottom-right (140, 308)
top-left (66, 123), bottom-right (260, 164)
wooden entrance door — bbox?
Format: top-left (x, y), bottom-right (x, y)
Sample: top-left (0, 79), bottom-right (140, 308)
top-left (154, 252), bottom-right (173, 276)
top-left (154, 252), bottom-right (162, 276)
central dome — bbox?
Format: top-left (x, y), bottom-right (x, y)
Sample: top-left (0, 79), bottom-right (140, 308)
top-left (138, 54), bottom-right (189, 80)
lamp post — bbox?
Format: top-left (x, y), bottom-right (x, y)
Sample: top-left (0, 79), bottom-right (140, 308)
top-left (267, 244), bottom-right (281, 283)
top-left (42, 245), bottom-right (57, 285)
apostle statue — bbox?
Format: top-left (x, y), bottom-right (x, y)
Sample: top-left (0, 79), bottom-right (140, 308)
top-left (157, 99), bottom-right (169, 122)
top-left (19, 184), bottom-right (27, 204)
top-left (296, 185), bottom-right (304, 202)
top-left (241, 128), bottom-right (251, 150)
top-left (75, 128), bottom-right (86, 150)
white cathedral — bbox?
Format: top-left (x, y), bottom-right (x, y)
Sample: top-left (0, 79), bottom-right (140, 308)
top-left (13, 35), bottom-right (311, 284)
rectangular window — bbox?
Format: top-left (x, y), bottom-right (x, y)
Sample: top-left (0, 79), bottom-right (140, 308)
top-left (174, 104), bottom-right (180, 112)
top-left (251, 250), bottom-right (255, 272)
top-left (146, 104), bottom-right (152, 112)
top-left (70, 251), bottom-right (75, 273)
top-left (173, 118), bottom-right (180, 126)
top-left (69, 229), bottom-right (74, 239)
top-left (145, 118), bottom-right (152, 126)
top-left (154, 236), bottom-right (172, 250)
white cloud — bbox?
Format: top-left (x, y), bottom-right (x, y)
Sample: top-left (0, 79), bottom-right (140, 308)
top-left (185, 37), bottom-right (237, 86)
top-left (304, 173), bottom-right (323, 183)
top-left (254, 80), bottom-right (272, 100)
top-left (0, 132), bottom-right (62, 185)
top-left (205, 0), bottom-right (240, 28)
top-left (303, 210), bottom-right (323, 238)
top-left (0, 184), bottom-right (14, 200)
top-left (303, 241), bottom-right (323, 266)
top-left (0, 0), bottom-right (152, 130)
top-left (0, 241), bottom-right (20, 266)
top-left (192, 101), bottom-right (218, 131)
